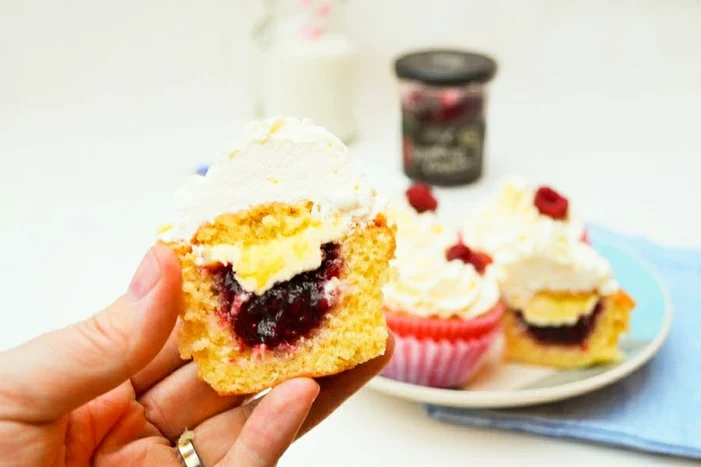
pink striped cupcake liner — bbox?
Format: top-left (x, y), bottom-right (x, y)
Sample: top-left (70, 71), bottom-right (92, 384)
top-left (381, 327), bottom-right (502, 388)
top-left (385, 301), bottom-right (504, 341)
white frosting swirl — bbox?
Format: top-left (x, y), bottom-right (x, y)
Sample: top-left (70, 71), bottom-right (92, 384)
top-left (493, 235), bottom-right (619, 310)
top-left (383, 198), bottom-right (500, 319)
top-left (159, 117), bottom-right (383, 295)
top-left (462, 177), bottom-right (618, 309)
top-left (160, 117), bottom-right (380, 243)
top-left (462, 177), bottom-right (585, 256)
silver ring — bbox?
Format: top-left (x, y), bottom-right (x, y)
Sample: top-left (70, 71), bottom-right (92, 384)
top-left (177, 432), bottom-right (203, 467)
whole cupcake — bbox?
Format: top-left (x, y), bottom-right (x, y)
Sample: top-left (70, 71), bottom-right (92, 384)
top-left (381, 184), bottom-right (504, 388)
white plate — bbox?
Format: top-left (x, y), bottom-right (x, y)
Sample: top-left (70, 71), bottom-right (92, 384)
top-left (368, 239), bottom-right (673, 408)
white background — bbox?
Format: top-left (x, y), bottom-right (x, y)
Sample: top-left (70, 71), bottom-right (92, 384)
top-left (1, 1), bottom-right (699, 466)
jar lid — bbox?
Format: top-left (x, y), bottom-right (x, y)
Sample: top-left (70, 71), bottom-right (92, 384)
top-left (394, 49), bottom-right (497, 86)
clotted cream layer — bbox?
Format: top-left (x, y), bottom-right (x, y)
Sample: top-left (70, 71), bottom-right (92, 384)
top-left (383, 198), bottom-right (499, 320)
top-left (462, 178), bottom-right (618, 324)
top-left (159, 117), bottom-right (381, 295)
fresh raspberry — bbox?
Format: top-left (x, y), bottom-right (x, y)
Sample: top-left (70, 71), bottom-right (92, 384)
top-left (534, 186), bottom-right (569, 219)
top-left (405, 183), bottom-right (438, 213)
top-left (445, 243), bottom-right (472, 263)
top-left (469, 251), bottom-right (494, 274)
top-left (445, 243), bottom-right (493, 274)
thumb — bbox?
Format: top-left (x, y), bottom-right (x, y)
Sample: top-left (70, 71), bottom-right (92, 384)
top-left (0, 244), bottom-right (182, 422)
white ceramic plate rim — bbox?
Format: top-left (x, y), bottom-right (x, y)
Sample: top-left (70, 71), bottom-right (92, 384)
top-left (367, 241), bottom-right (674, 409)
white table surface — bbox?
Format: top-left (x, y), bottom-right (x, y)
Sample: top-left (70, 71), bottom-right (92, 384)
top-left (2, 1), bottom-right (701, 465)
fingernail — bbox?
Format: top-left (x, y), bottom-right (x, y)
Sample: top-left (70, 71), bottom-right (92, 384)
top-left (128, 248), bottom-right (162, 299)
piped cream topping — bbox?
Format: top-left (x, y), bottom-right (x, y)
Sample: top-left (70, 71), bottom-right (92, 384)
top-left (160, 117), bottom-right (379, 242)
top-left (462, 177), bottom-right (586, 256)
top-left (462, 177), bottom-right (618, 314)
top-left (383, 198), bottom-right (499, 320)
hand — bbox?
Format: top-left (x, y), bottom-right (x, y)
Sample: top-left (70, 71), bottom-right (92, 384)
top-left (0, 245), bottom-right (394, 466)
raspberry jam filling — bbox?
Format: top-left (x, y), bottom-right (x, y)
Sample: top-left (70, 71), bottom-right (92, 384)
top-left (208, 243), bottom-right (343, 350)
top-left (404, 88), bottom-right (485, 125)
top-left (515, 300), bottom-right (603, 346)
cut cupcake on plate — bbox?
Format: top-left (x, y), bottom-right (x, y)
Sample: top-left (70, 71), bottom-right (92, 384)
top-left (462, 178), bottom-right (635, 368)
top-left (159, 117), bottom-right (395, 395)
top-left (381, 184), bottom-right (504, 388)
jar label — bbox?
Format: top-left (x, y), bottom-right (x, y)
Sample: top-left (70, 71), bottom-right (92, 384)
top-left (403, 118), bottom-right (485, 183)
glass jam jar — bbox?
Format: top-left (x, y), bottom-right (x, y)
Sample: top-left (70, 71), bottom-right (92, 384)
top-left (395, 50), bottom-right (497, 185)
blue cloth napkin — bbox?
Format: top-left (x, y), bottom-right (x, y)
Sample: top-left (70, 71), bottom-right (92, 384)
top-left (425, 226), bottom-right (701, 460)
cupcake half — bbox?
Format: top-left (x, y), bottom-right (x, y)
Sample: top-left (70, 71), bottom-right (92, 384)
top-left (381, 185), bottom-right (503, 388)
top-left (159, 117), bottom-right (395, 395)
top-left (463, 178), bottom-right (635, 368)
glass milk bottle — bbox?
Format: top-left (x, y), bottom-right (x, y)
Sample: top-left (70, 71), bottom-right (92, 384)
top-left (253, 0), bottom-right (357, 143)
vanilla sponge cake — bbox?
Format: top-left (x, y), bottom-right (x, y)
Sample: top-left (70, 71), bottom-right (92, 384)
top-left (159, 117), bottom-right (394, 394)
top-left (501, 289), bottom-right (634, 367)
top-left (463, 178), bottom-right (635, 368)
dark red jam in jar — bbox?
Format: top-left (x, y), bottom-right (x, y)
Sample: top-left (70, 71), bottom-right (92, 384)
top-left (395, 50), bottom-right (497, 185)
